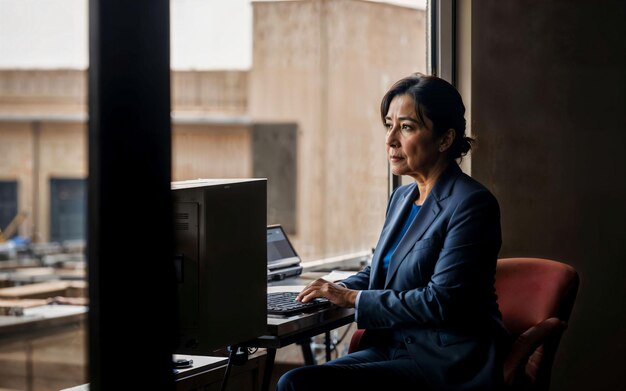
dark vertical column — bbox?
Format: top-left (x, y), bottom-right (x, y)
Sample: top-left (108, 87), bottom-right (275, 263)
top-left (251, 123), bottom-right (297, 234)
top-left (88, 0), bottom-right (176, 389)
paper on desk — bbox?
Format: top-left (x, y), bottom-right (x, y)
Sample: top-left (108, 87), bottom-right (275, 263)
top-left (267, 285), bottom-right (305, 293)
top-left (321, 270), bottom-right (358, 283)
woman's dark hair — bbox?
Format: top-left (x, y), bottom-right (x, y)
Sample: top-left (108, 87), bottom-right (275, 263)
top-left (380, 72), bottom-right (473, 161)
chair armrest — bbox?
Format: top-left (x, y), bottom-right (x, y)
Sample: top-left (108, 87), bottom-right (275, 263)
top-left (503, 317), bottom-right (567, 387)
top-left (348, 329), bottom-right (367, 353)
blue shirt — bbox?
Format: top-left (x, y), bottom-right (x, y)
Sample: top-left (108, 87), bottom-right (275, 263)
top-left (382, 203), bottom-right (421, 272)
top-left (353, 203), bottom-right (421, 320)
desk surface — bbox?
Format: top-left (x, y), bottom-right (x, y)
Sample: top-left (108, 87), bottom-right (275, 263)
top-left (0, 304), bottom-right (87, 343)
top-left (61, 355), bottom-right (245, 391)
top-left (173, 354), bottom-right (229, 378)
top-left (266, 285), bottom-right (354, 336)
top-left (261, 305), bottom-right (355, 348)
top-left (248, 280), bottom-right (355, 349)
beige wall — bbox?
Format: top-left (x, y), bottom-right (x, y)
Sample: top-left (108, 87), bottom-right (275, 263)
top-left (0, 122), bottom-right (34, 238)
top-left (0, 69), bottom-right (248, 115)
top-left (0, 119), bottom-right (254, 242)
top-left (0, 121), bottom-right (87, 242)
top-left (37, 122), bottom-right (88, 242)
top-left (249, 0), bottom-right (426, 259)
top-left (172, 124), bottom-right (253, 181)
top-left (0, 70), bottom-right (89, 240)
top-left (0, 70), bottom-right (85, 114)
top-left (0, 69), bottom-right (249, 242)
top-left (172, 71), bottom-right (248, 115)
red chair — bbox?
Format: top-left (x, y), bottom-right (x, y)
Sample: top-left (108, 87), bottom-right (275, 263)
top-left (347, 257), bottom-right (579, 391)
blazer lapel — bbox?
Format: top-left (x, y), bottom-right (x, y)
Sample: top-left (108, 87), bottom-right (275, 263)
top-left (384, 196), bottom-right (441, 286)
top-left (369, 184), bottom-right (419, 289)
top-left (384, 164), bottom-right (461, 286)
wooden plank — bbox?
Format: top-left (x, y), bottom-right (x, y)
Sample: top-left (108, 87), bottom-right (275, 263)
top-left (0, 281), bottom-right (86, 300)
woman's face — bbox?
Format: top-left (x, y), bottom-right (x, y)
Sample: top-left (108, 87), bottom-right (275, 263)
top-left (384, 94), bottom-right (444, 179)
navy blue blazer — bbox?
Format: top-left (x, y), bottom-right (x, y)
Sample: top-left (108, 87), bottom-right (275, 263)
top-left (341, 163), bottom-right (509, 390)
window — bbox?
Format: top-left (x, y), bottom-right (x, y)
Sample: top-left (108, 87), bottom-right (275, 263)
top-left (0, 1), bottom-right (89, 389)
top-left (170, 0), bottom-right (428, 262)
top-left (0, 0), bottom-right (429, 388)
top-left (50, 178), bottom-right (86, 242)
top-left (0, 180), bottom-right (18, 238)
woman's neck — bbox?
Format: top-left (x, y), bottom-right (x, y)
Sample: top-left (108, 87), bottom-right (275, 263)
top-left (413, 161), bottom-right (449, 205)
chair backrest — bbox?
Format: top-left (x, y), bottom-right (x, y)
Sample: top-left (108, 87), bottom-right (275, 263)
top-left (496, 258), bottom-right (579, 390)
top-left (347, 257), bottom-right (580, 390)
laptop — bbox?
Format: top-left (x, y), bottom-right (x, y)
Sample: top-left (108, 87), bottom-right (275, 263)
top-left (266, 224), bottom-right (303, 281)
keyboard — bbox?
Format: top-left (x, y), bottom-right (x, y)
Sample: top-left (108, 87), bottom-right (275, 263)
top-left (267, 291), bottom-right (330, 316)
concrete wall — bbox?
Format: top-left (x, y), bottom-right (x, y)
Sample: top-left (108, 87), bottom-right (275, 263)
top-left (249, 0), bottom-right (426, 259)
top-left (0, 69), bottom-right (251, 242)
top-left (471, 1), bottom-right (626, 389)
top-left (172, 71), bottom-right (248, 114)
top-left (0, 121), bottom-right (87, 242)
top-left (172, 124), bottom-right (253, 180)
top-left (0, 117), bottom-right (299, 243)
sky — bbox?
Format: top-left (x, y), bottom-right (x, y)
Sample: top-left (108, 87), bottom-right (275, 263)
top-left (0, 0), bottom-right (426, 70)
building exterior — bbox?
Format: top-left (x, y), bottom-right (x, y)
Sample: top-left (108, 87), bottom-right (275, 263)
top-left (249, 0), bottom-right (425, 259)
top-left (0, 0), bottom-right (426, 261)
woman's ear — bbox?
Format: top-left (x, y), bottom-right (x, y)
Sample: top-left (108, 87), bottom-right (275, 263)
top-left (439, 128), bottom-right (455, 152)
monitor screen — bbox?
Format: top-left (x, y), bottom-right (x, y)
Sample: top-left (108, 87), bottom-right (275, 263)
top-left (267, 224), bottom-right (300, 268)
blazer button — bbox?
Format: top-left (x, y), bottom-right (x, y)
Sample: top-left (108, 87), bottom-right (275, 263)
top-left (404, 336), bottom-right (414, 344)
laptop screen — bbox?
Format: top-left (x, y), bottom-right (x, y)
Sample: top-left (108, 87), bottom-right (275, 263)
top-left (267, 224), bottom-right (300, 270)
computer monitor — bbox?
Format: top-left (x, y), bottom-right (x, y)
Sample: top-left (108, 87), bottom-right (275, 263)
top-left (172, 178), bottom-right (267, 355)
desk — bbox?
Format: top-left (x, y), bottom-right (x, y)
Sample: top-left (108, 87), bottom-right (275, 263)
top-left (238, 283), bottom-right (355, 391)
top-left (0, 280), bottom-right (87, 300)
top-left (174, 353), bottom-right (266, 391)
top-left (62, 354), bottom-right (265, 391)
top-left (174, 354), bottom-right (228, 378)
top-left (263, 286), bottom-right (355, 348)
top-left (0, 304), bottom-right (86, 342)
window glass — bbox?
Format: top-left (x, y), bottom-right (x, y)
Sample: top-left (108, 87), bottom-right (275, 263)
top-left (170, 0), bottom-right (427, 262)
top-left (0, 1), bottom-right (88, 389)
top-left (0, 0), bottom-right (427, 388)
top-left (0, 180), bottom-right (18, 240)
top-left (50, 178), bottom-right (86, 242)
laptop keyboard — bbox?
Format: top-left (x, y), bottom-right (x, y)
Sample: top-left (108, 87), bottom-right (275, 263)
top-left (267, 291), bottom-right (330, 316)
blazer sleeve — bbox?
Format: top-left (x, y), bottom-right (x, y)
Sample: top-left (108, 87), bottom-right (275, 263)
top-left (355, 188), bottom-right (502, 329)
top-left (339, 265), bottom-right (371, 290)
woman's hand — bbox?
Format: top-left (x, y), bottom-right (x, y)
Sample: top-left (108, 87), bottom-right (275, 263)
top-left (296, 278), bottom-right (358, 308)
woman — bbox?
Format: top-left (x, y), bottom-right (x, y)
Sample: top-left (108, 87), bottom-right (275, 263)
top-left (277, 73), bottom-right (508, 391)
